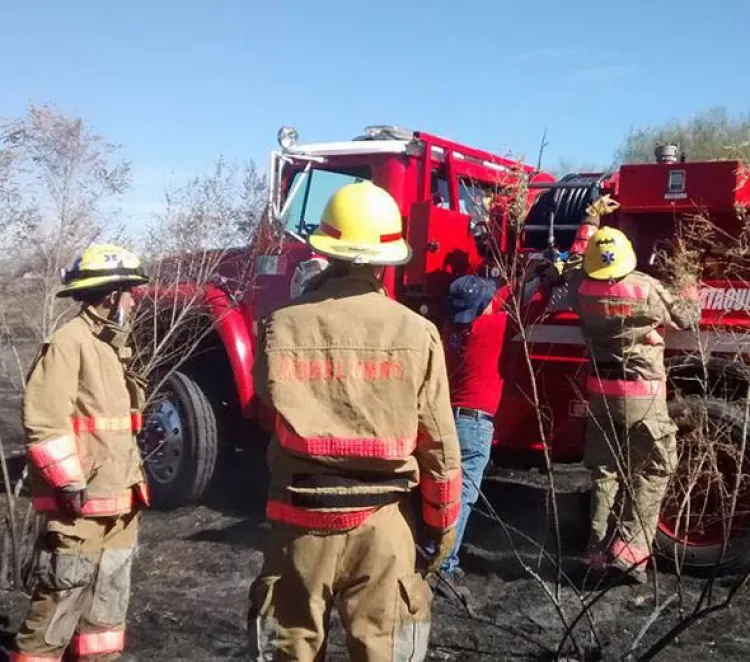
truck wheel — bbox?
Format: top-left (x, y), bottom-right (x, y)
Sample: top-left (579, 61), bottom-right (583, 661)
top-left (140, 369), bottom-right (219, 509)
top-left (655, 396), bottom-right (750, 573)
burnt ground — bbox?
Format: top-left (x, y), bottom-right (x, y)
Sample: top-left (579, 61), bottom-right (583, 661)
top-left (0, 377), bottom-right (748, 660)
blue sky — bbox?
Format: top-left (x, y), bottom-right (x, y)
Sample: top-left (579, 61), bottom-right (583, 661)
top-left (1, 0), bottom-right (748, 227)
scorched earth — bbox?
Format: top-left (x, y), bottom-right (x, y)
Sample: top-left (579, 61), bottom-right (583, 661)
top-left (0, 385), bottom-right (747, 661)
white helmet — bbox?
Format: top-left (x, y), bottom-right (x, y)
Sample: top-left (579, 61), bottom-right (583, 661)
top-left (290, 257), bottom-right (330, 299)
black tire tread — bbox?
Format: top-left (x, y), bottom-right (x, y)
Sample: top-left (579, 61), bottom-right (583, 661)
top-left (147, 370), bottom-right (219, 509)
top-left (656, 395), bottom-right (750, 574)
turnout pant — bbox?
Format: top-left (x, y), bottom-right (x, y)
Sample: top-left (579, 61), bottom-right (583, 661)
top-left (247, 499), bottom-right (433, 662)
top-left (584, 391), bottom-right (678, 557)
top-left (13, 512), bottom-right (139, 661)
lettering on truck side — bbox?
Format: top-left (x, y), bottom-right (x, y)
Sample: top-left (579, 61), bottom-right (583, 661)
top-left (700, 287), bottom-right (750, 312)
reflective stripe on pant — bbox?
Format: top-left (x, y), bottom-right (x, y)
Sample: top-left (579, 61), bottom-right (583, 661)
top-left (247, 499), bottom-right (433, 662)
top-left (584, 391), bottom-right (677, 553)
top-left (10, 653), bottom-right (64, 661)
top-left (14, 512), bottom-right (138, 660)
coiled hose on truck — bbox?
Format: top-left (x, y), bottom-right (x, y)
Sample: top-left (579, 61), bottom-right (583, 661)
top-left (523, 173), bottom-right (609, 251)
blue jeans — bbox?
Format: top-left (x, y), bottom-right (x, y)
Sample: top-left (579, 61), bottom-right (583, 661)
top-left (440, 411), bottom-right (494, 574)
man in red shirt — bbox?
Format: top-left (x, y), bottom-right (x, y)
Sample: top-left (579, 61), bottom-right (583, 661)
top-left (439, 274), bottom-right (508, 587)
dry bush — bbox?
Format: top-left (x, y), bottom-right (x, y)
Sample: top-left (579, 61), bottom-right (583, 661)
top-left (130, 156), bottom-right (269, 406)
top-left (0, 103), bottom-right (133, 591)
top-left (588, 188), bottom-right (750, 658)
top-left (140, 156), bottom-right (265, 259)
top-left (0, 103), bottom-right (131, 340)
top-left (0, 105), bottom-right (274, 591)
top-left (443, 157), bottom-right (750, 659)
top-left (616, 107), bottom-right (750, 164)
top-left (435, 168), bottom-right (603, 659)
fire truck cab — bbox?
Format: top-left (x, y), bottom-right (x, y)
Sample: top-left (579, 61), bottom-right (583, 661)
top-left (257, 125), bottom-right (554, 315)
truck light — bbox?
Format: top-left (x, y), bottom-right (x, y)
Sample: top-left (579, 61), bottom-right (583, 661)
top-left (277, 126), bottom-right (299, 151)
top-left (655, 143), bottom-right (680, 164)
top-left (362, 125), bottom-right (414, 141)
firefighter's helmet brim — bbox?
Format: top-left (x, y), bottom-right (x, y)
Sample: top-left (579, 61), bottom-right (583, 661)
top-left (56, 273), bottom-right (150, 298)
top-left (306, 181), bottom-right (412, 266)
top-left (307, 233), bottom-right (412, 266)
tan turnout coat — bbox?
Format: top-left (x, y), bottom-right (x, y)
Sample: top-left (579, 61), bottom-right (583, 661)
top-left (23, 306), bottom-right (149, 516)
top-left (253, 271), bottom-right (462, 533)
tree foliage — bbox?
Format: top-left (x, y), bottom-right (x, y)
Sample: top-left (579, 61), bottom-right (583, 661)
top-left (130, 154), bottom-right (268, 399)
top-left (0, 103), bottom-right (132, 338)
top-left (141, 155), bottom-right (266, 259)
top-left (615, 106), bottom-right (750, 164)
top-left (549, 157), bottom-right (612, 178)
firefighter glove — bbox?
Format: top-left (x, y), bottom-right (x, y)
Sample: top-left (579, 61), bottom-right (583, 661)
top-left (55, 486), bottom-right (88, 517)
top-left (421, 526), bottom-right (457, 575)
top-left (585, 194), bottom-right (620, 218)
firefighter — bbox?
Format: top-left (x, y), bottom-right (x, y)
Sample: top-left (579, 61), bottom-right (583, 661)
top-left (249, 181), bottom-right (462, 661)
top-left (13, 244), bottom-right (150, 661)
top-left (558, 197), bottom-right (700, 582)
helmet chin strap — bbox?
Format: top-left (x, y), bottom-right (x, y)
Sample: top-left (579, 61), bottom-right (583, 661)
top-left (371, 267), bottom-right (391, 297)
top-left (110, 291), bottom-right (125, 327)
top-left (92, 291), bottom-right (129, 351)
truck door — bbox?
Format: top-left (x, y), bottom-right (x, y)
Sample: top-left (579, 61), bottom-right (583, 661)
top-left (402, 169), bottom-right (493, 321)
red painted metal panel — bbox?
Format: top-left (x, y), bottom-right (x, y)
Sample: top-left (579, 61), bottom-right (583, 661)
top-left (204, 287), bottom-right (256, 414)
top-left (403, 202), bottom-right (483, 295)
top-left (416, 131), bottom-right (538, 174)
top-left (618, 160), bottom-right (747, 213)
top-left (445, 151), bottom-right (459, 213)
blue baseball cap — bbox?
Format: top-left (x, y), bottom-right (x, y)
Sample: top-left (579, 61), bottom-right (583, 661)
top-left (446, 275), bottom-right (498, 324)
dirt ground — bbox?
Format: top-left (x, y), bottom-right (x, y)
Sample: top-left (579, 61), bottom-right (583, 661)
top-left (0, 378), bottom-right (748, 660)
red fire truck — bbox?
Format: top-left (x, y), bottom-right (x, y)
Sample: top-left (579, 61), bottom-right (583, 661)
top-left (138, 125), bottom-right (750, 572)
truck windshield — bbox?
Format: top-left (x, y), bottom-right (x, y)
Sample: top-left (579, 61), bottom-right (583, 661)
top-left (283, 166), bottom-right (373, 237)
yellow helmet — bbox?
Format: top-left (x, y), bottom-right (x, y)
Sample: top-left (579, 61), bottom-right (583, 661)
top-left (583, 226), bottom-right (637, 280)
top-left (57, 243), bottom-right (149, 298)
top-left (307, 181), bottom-right (412, 266)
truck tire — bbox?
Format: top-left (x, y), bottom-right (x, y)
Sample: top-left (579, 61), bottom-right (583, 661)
top-left (140, 369), bottom-right (219, 509)
top-left (655, 396), bottom-right (750, 573)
